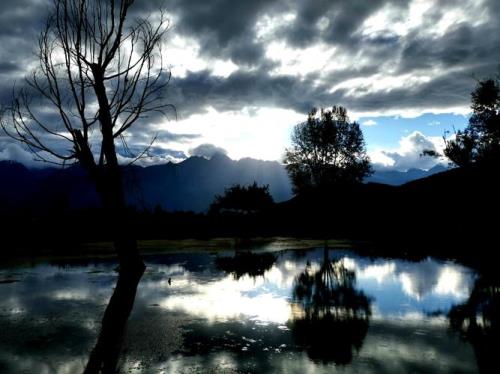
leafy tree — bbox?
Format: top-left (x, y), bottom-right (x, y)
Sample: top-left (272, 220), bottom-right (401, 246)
top-left (444, 78), bottom-right (500, 167)
top-left (0, 0), bottom-right (171, 272)
top-left (284, 106), bottom-right (371, 194)
top-left (209, 182), bottom-right (274, 214)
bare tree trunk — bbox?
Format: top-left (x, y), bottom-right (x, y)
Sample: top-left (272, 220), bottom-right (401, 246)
top-left (91, 65), bottom-right (144, 273)
top-left (95, 166), bottom-right (144, 273)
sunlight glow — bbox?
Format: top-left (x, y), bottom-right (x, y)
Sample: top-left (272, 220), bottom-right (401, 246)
top-left (165, 106), bottom-right (303, 161)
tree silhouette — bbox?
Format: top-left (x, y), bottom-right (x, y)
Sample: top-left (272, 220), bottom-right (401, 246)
top-left (215, 251), bottom-right (277, 279)
top-left (209, 182), bottom-right (274, 215)
top-left (284, 107), bottom-right (371, 194)
top-left (448, 274), bottom-right (500, 373)
top-left (0, 0), bottom-right (171, 272)
top-left (84, 267), bottom-right (144, 373)
top-left (444, 78), bottom-right (500, 167)
top-left (289, 248), bottom-right (371, 364)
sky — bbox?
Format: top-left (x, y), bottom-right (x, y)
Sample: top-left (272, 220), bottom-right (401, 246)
top-left (0, 0), bottom-right (499, 171)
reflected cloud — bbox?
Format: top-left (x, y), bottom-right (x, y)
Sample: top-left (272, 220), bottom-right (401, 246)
top-left (357, 262), bottom-right (397, 283)
top-left (52, 289), bottom-right (92, 301)
top-left (0, 247), bottom-right (482, 373)
top-left (342, 256), bottom-right (473, 302)
top-left (434, 265), bottom-right (471, 298)
top-left (160, 272), bottom-right (291, 324)
top-left (399, 272), bottom-right (436, 300)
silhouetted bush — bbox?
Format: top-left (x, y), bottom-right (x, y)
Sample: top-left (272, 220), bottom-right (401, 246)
top-left (209, 182), bottom-right (274, 215)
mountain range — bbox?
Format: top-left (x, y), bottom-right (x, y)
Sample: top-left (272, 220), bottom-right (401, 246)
top-left (365, 164), bottom-right (447, 185)
top-left (0, 155), bottom-right (448, 212)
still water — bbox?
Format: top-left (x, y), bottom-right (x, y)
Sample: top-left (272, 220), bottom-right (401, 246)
top-left (0, 246), bottom-right (495, 373)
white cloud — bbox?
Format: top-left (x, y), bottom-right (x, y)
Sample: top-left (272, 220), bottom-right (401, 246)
top-left (0, 143), bottom-right (60, 168)
top-left (343, 256), bottom-right (473, 301)
top-left (265, 41), bottom-right (338, 77)
top-left (362, 119), bottom-right (377, 126)
top-left (428, 121), bottom-right (441, 126)
top-left (164, 35), bottom-right (239, 78)
top-left (370, 131), bottom-right (447, 171)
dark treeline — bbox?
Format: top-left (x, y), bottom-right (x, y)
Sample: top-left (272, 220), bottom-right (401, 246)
top-left (2, 162), bottom-right (497, 267)
top-left (1, 54), bottom-right (499, 271)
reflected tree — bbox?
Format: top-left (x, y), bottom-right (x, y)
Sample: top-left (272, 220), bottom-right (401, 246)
top-left (289, 247), bottom-right (371, 365)
top-left (84, 267), bottom-right (144, 373)
top-left (449, 275), bottom-right (500, 373)
top-left (215, 251), bottom-right (277, 280)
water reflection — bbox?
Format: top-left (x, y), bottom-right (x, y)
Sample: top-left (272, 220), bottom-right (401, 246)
top-left (215, 251), bottom-right (277, 279)
top-left (0, 246), bottom-right (488, 373)
top-left (84, 267), bottom-right (144, 373)
top-left (449, 274), bottom-right (500, 373)
top-left (290, 248), bottom-right (371, 364)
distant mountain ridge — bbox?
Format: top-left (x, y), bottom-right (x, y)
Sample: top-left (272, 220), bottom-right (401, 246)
top-left (0, 155), bottom-right (292, 212)
top-left (366, 164), bottom-right (448, 185)
top-left (127, 153), bottom-right (293, 211)
top-left (0, 156), bottom-right (449, 212)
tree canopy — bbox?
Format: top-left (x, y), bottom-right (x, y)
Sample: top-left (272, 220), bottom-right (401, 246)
top-left (444, 78), bottom-right (500, 167)
top-left (209, 182), bottom-right (274, 214)
top-left (284, 106), bottom-right (371, 194)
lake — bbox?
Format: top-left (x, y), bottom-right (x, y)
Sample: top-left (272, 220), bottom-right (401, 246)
top-left (0, 244), bottom-right (496, 373)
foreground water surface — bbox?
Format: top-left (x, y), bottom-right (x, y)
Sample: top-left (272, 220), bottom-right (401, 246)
top-left (0, 244), bottom-right (497, 373)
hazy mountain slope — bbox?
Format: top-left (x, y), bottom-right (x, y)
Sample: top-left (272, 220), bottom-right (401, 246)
top-left (125, 154), bottom-right (293, 211)
top-left (365, 164), bottom-right (448, 185)
top-left (0, 156), bottom-right (293, 212)
top-left (0, 157), bottom-right (450, 212)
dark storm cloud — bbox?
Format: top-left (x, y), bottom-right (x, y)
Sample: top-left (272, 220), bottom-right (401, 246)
top-left (131, 0), bottom-right (283, 66)
top-left (168, 69), bottom-right (321, 115)
top-left (1, 0), bottom-right (499, 165)
top-left (168, 0), bottom-right (271, 66)
top-left (167, 61), bottom-right (478, 116)
top-left (153, 0), bottom-right (497, 117)
top-left (400, 23), bottom-right (500, 73)
top-left (278, 0), bottom-right (390, 47)
top-left (0, 0), bottom-right (48, 70)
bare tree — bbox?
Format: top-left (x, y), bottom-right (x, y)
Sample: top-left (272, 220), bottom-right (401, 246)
top-left (1, 0), bottom-right (172, 272)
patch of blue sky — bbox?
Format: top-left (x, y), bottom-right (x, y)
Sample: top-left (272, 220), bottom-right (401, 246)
top-left (359, 113), bottom-right (470, 151)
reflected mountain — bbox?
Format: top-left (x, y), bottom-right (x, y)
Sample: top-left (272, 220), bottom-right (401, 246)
top-left (289, 248), bottom-right (371, 365)
top-left (84, 267), bottom-right (144, 373)
top-left (449, 274), bottom-right (500, 373)
top-left (215, 251), bottom-right (277, 279)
